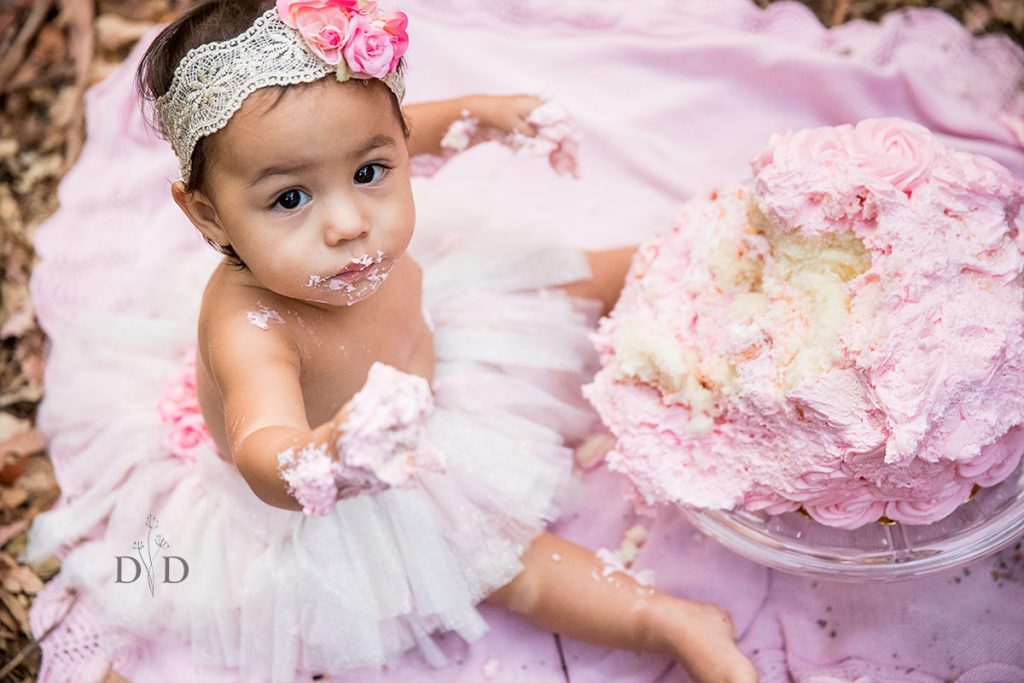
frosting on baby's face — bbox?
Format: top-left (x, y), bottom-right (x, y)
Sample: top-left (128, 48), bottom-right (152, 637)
top-left (190, 78), bottom-right (414, 309)
top-left (586, 118), bottom-right (1024, 528)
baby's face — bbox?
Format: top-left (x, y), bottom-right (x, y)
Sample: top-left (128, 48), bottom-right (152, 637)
top-left (202, 77), bottom-right (414, 307)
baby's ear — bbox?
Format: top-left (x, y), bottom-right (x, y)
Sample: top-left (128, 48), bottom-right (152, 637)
top-left (171, 180), bottom-right (231, 248)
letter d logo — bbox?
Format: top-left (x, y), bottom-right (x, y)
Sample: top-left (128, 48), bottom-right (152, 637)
top-left (163, 556), bottom-right (189, 584)
top-left (115, 556), bottom-right (142, 583)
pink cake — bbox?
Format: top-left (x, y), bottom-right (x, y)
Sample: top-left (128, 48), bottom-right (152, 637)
top-left (585, 118), bottom-right (1024, 529)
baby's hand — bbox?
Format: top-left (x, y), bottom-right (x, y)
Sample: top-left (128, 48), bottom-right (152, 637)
top-left (442, 95), bottom-right (581, 178)
top-left (466, 93), bottom-right (546, 138)
top-left (333, 363), bottom-right (445, 498)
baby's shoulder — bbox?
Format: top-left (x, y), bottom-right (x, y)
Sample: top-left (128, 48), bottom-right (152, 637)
top-left (198, 266), bottom-right (299, 370)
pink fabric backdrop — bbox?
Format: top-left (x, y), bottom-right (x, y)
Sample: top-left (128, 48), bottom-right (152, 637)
top-left (28, 1), bottom-right (1024, 681)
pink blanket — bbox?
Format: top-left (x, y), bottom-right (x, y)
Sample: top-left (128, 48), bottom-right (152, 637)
top-left (29, 1), bottom-right (1024, 681)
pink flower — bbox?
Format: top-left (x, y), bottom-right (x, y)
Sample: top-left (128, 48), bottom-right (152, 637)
top-left (378, 11), bottom-right (409, 71)
top-left (158, 371), bottom-right (200, 423)
top-left (342, 13), bottom-right (395, 79)
top-left (277, 0), bottom-right (359, 26)
top-left (803, 485), bottom-right (887, 530)
top-left (277, 0), bottom-right (357, 65)
top-left (754, 124), bottom-right (853, 172)
top-left (848, 118), bottom-right (938, 194)
top-left (164, 412), bottom-right (210, 464)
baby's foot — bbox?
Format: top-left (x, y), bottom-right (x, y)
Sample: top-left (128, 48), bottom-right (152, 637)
top-left (651, 597), bottom-right (758, 683)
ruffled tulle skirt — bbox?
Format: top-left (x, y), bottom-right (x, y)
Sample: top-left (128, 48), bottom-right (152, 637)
top-left (22, 44), bottom-right (600, 683)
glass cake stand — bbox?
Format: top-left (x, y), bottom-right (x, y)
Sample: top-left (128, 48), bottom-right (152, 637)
top-left (683, 466), bottom-right (1024, 581)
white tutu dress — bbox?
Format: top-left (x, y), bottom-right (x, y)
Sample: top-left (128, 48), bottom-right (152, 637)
top-left (22, 37), bottom-right (599, 683)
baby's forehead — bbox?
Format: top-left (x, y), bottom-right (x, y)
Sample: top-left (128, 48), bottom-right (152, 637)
top-left (211, 79), bottom-right (400, 172)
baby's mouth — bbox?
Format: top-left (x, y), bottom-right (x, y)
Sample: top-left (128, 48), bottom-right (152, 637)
top-left (330, 260), bottom-right (374, 286)
top-left (305, 251), bottom-right (392, 299)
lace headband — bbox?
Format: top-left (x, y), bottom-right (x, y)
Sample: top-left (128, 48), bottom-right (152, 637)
top-left (156, 3), bottom-right (409, 182)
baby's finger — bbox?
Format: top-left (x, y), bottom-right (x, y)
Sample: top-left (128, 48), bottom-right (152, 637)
top-left (510, 117), bottom-right (537, 137)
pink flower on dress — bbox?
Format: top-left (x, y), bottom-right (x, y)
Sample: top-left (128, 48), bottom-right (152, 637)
top-left (158, 348), bottom-right (212, 464)
top-left (848, 118), bottom-right (938, 194)
top-left (163, 412), bottom-right (210, 465)
top-left (277, 0), bottom-right (356, 65)
top-left (342, 13), bottom-right (395, 79)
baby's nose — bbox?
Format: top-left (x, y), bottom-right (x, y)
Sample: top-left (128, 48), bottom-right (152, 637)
top-left (322, 201), bottom-right (369, 245)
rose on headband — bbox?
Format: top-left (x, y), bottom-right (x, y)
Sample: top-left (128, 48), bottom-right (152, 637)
top-left (277, 0), bottom-right (354, 65)
top-left (379, 11), bottom-right (409, 71)
top-left (343, 13), bottom-right (394, 79)
top-left (277, 0), bottom-right (408, 79)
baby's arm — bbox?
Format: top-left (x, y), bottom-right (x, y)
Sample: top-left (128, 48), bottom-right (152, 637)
top-left (207, 315), bottom-right (338, 511)
top-left (403, 94), bottom-right (543, 157)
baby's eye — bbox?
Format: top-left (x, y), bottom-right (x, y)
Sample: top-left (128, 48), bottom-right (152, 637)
top-left (273, 189), bottom-right (310, 210)
top-left (353, 163), bottom-right (388, 185)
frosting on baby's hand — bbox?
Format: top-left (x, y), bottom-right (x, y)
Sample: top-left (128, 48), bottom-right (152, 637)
top-left (335, 362), bottom-right (445, 492)
top-left (411, 100), bottom-right (580, 178)
top-left (276, 363), bottom-right (443, 515)
top-left (277, 443), bottom-right (341, 517)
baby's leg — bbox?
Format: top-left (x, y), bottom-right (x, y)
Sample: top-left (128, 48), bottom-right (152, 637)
top-left (101, 666), bottom-right (129, 682)
top-left (487, 533), bottom-right (758, 683)
top-left (561, 247), bottom-right (636, 315)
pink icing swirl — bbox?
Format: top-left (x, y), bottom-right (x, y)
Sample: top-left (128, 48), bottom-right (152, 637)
top-left (848, 118), bottom-right (937, 194)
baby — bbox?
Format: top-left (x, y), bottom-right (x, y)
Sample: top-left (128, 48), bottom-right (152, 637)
top-left (120, 0), bottom-right (758, 680)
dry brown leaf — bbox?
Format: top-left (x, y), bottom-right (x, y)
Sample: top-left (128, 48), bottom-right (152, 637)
top-left (0, 602), bottom-right (19, 635)
top-left (0, 414), bottom-right (30, 442)
top-left (0, 587), bottom-right (31, 635)
top-left (965, 3), bottom-right (994, 31)
top-left (14, 330), bottom-right (45, 393)
top-left (2, 563), bottom-right (44, 595)
top-left (0, 487), bottom-right (29, 509)
top-left (30, 555), bottom-right (60, 580)
top-left (0, 426), bottom-right (44, 458)
top-left (96, 13), bottom-right (154, 53)
top-left (14, 152), bottom-right (62, 193)
top-left (0, 519), bottom-right (30, 548)
top-left (0, 383), bottom-right (43, 409)
top-left (88, 56), bottom-right (120, 86)
top-left (14, 458), bottom-right (56, 497)
top-left (0, 186), bottom-right (22, 228)
top-left (46, 84), bottom-right (78, 131)
top-left (0, 417), bottom-right (44, 485)
top-left (3, 531), bottom-right (28, 560)
top-left (0, 301), bottom-right (35, 339)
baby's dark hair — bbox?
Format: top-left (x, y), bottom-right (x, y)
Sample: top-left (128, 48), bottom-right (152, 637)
top-left (136, 0), bottom-right (410, 265)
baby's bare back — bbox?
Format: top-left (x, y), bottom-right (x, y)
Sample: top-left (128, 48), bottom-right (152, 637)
top-left (195, 257), bottom-right (434, 459)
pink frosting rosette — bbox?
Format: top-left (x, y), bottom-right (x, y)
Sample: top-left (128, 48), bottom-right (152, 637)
top-left (847, 117), bottom-right (937, 194)
top-left (587, 118), bottom-right (1024, 529)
